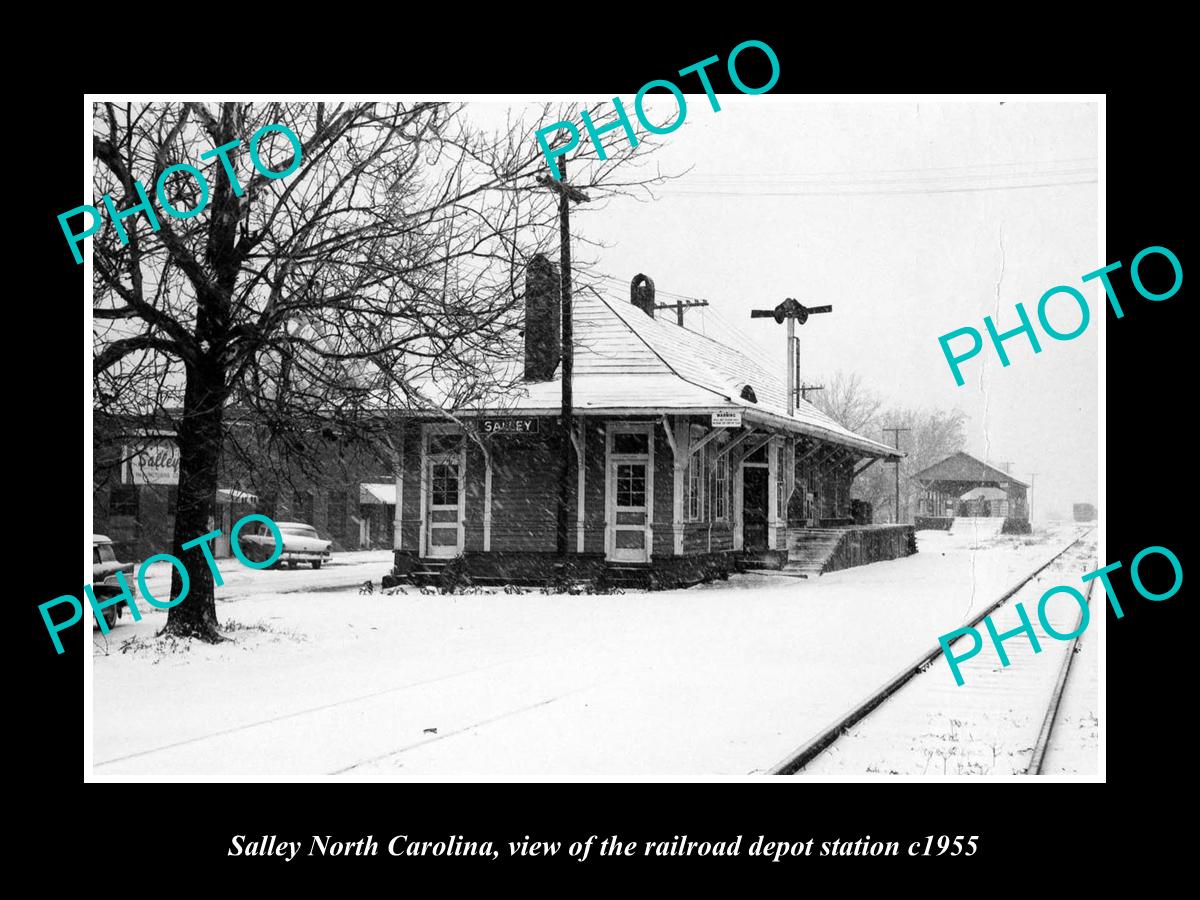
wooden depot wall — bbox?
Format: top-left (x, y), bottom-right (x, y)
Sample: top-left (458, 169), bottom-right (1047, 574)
top-left (394, 415), bottom-right (860, 562)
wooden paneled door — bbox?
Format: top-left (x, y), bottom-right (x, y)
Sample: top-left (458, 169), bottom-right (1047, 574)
top-left (423, 429), bottom-right (465, 558)
top-left (742, 465), bottom-right (769, 552)
top-left (606, 424), bottom-right (654, 563)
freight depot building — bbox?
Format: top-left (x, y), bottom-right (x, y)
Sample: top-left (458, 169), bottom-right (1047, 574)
top-left (913, 451), bottom-right (1031, 534)
top-left (391, 260), bottom-right (912, 585)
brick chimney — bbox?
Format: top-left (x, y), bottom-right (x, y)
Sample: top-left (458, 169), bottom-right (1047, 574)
top-left (524, 254), bottom-right (561, 381)
top-left (631, 273), bottom-right (655, 317)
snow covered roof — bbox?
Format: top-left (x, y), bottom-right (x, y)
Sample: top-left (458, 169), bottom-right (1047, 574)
top-left (360, 483), bottom-right (397, 505)
top-left (409, 290), bottom-right (900, 459)
top-left (959, 486), bottom-right (1008, 501)
top-left (914, 451), bottom-right (1028, 487)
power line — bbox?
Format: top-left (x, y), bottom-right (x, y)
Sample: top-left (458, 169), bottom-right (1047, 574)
top-left (689, 157), bottom-right (1097, 179)
top-left (655, 178), bottom-right (1097, 198)
top-left (679, 167), bottom-right (1097, 188)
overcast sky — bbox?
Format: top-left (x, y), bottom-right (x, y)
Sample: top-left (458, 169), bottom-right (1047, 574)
top-left (469, 98), bottom-right (1099, 521)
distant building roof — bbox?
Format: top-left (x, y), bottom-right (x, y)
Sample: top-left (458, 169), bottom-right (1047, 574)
top-left (914, 451), bottom-right (1029, 487)
top-left (413, 290), bottom-right (900, 459)
top-left (360, 482), bottom-right (396, 505)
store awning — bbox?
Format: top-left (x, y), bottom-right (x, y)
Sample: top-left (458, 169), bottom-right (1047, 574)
top-left (360, 482), bottom-right (396, 505)
top-left (216, 488), bottom-right (259, 504)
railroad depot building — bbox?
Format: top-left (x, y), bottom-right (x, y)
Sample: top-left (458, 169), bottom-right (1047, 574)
top-left (913, 451), bottom-right (1031, 534)
top-left (390, 260), bottom-right (912, 585)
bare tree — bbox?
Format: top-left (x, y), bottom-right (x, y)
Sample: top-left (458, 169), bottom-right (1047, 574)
top-left (91, 101), bottom-right (671, 641)
top-left (812, 371), bottom-right (967, 522)
top-left (811, 370), bottom-right (883, 435)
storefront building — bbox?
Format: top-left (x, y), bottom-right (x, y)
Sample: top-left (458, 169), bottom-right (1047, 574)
top-left (93, 425), bottom-right (396, 561)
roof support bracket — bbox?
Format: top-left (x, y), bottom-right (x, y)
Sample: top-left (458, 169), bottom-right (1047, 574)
top-left (689, 427), bottom-right (723, 458)
top-left (797, 442), bottom-right (825, 464)
top-left (659, 415), bottom-right (678, 459)
top-left (739, 433), bottom-right (774, 463)
top-left (854, 457), bottom-right (880, 477)
top-left (711, 426), bottom-right (758, 465)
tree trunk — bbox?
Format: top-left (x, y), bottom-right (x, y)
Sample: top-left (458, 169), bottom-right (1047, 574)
top-left (162, 357), bottom-right (228, 642)
top-left (161, 103), bottom-right (243, 641)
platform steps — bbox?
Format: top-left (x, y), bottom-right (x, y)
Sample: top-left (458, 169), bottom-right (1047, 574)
top-left (784, 528), bottom-right (848, 577)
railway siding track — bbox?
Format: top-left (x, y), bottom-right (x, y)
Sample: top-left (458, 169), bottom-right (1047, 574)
top-left (767, 529), bottom-right (1096, 776)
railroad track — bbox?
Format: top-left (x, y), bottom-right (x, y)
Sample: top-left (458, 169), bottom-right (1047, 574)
top-left (767, 528), bottom-right (1096, 776)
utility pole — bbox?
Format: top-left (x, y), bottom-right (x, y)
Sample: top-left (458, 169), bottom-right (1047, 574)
top-left (881, 426), bottom-right (911, 523)
top-left (654, 297), bottom-right (709, 326)
top-left (749, 298), bottom-right (833, 416)
top-left (539, 165), bottom-right (590, 557)
top-left (1027, 472), bottom-right (1038, 522)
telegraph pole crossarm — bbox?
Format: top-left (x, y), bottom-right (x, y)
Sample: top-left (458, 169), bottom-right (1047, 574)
top-left (654, 298), bottom-right (709, 326)
top-left (537, 174), bottom-right (590, 204)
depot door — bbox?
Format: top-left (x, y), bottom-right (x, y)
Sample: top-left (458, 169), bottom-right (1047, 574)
top-left (424, 430), bottom-right (464, 558)
top-left (742, 466), bottom-right (769, 551)
top-left (607, 425), bottom-right (653, 563)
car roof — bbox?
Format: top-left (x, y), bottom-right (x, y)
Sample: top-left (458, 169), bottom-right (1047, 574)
top-left (93, 534), bottom-right (112, 544)
top-left (274, 521), bottom-right (315, 528)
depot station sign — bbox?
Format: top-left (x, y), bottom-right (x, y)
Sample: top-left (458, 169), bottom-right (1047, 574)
top-left (480, 418), bottom-right (539, 435)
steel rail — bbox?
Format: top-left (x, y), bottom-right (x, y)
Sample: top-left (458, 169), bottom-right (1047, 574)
top-left (766, 527), bottom-right (1095, 775)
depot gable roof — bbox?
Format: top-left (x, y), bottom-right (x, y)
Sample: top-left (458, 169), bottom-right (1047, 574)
top-left (913, 451), bottom-right (1028, 487)
top-left (409, 289), bottom-right (901, 459)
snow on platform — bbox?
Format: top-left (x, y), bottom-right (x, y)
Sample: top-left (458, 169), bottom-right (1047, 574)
top-left (948, 516), bottom-right (1006, 543)
top-left (92, 527), bottom-right (1089, 777)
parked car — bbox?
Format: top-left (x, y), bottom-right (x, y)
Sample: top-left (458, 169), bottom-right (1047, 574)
top-left (240, 521), bottom-right (333, 569)
top-left (92, 534), bottom-right (136, 630)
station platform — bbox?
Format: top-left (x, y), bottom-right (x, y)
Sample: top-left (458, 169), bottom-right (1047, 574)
top-left (741, 524), bottom-right (917, 578)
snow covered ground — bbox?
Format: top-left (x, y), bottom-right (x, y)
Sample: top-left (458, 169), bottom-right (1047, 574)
top-left (134, 549), bottom-right (395, 602)
top-left (91, 525), bottom-right (1096, 778)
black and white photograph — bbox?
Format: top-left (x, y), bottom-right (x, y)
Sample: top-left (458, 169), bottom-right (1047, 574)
top-left (68, 82), bottom-right (1113, 787)
top-left (76, 91), bottom-right (1109, 782)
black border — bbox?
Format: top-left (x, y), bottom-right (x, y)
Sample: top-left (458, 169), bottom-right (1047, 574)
top-left (20, 24), bottom-right (1190, 883)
